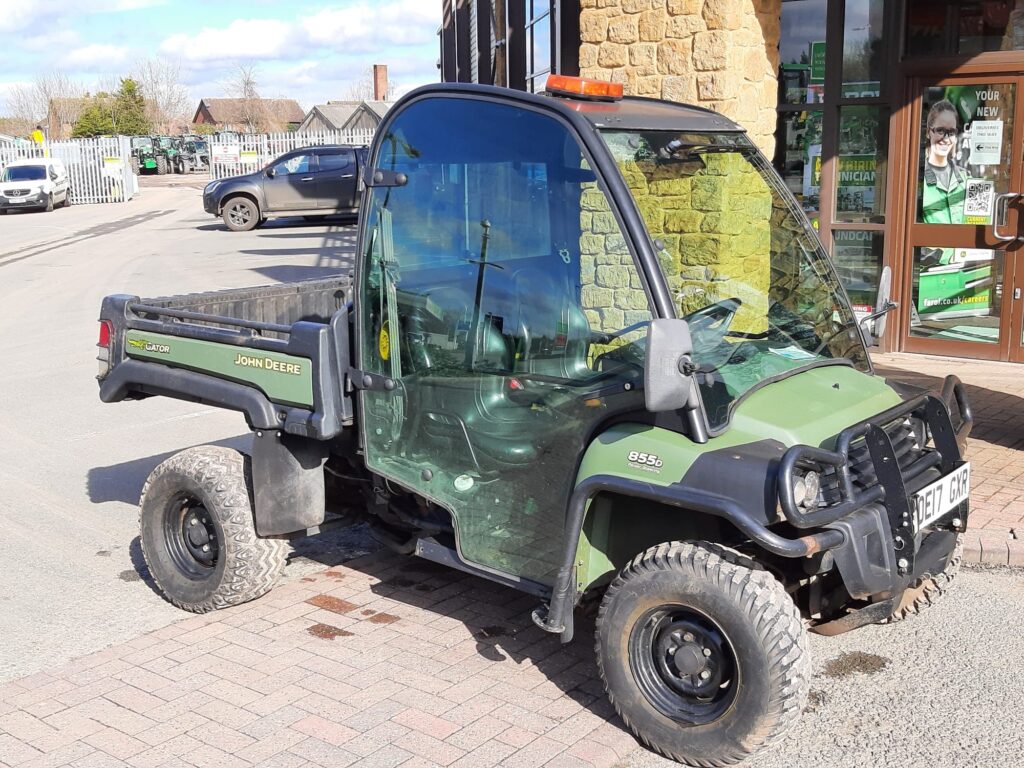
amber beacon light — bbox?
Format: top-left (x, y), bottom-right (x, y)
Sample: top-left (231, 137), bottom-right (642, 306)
top-left (545, 74), bottom-right (624, 101)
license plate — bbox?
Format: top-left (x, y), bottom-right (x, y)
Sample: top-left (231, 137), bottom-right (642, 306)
top-left (912, 463), bottom-right (970, 532)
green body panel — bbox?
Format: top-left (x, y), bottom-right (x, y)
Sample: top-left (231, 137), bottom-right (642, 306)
top-left (142, 158), bottom-right (156, 169)
top-left (573, 365), bottom-right (902, 589)
top-left (124, 330), bottom-right (314, 408)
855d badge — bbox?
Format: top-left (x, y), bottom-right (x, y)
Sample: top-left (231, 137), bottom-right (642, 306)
top-left (627, 450), bottom-right (663, 473)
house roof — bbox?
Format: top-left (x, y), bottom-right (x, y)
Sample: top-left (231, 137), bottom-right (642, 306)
top-left (301, 100), bottom-right (392, 131)
top-left (195, 98), bottom-right (306, 125)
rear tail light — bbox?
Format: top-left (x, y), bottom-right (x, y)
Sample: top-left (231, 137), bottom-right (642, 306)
top-left (97, 319), bottom-right (113, 378)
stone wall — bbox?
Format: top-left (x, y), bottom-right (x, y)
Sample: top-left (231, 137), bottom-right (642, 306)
top-left (578, 0), bottom-right (782, 157)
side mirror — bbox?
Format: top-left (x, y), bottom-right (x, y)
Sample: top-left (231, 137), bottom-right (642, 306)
top-left (644, 318), bottom-right (694, 413)
top-left (266, 168), bottom-right (276, 178)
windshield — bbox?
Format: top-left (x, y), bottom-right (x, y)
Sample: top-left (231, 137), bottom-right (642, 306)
top-left (157, 138), bottom-right (173, 148)
top-left (131, 137), bottom-right (152, 149)
top-left (601, 130), bottom-right (869, 431)
top-left (2, 166), bottom-right (46, 182)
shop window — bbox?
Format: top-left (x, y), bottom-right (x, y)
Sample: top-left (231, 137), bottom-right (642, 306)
top-left (780, 0), bottom-right (828, 105)
top-left (917, 83), bottom-right (1015, 225)
top-left (836, 105), bottom-right (888, 223)
top-left (832, 230), bottom-right (884, 315)
top-left (906, 1), bottom-right (1024, 57)
top-left (842, 0), bottom-right (884, 97)
top-left (911, 247), bottom-right (1004, 344)
top-left (778, 111), bottom-right (823, 229)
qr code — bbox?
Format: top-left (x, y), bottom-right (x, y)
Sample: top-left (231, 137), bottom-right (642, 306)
top-left (964, 179), bottom-right (994, 218)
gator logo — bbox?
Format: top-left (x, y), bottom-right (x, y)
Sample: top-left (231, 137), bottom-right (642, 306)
top-left (127, 338), bottom-right (171, 354)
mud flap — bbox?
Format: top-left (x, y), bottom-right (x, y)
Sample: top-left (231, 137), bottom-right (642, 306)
top-left (251, 431), bottom-right (328, 536)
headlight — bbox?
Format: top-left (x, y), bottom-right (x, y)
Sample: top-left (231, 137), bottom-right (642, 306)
top-left (204, 181), bottom-right (221, 194)
top-left (792, 470), bottom-right (820, 511)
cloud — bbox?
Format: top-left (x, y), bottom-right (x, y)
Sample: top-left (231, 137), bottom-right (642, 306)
top-left (161, 19), bottom-right (295, 62)
top-left (62, 44), bottom-right (130, 70)
top-left (161, 1), bottom-right (440, 64)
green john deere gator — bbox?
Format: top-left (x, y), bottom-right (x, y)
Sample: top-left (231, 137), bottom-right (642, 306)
top-left (97, 78), bottom-right (972, 766)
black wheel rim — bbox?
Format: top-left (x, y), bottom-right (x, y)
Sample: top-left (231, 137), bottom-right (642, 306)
top-left (163, 494), bottom-right (219, 579)
top-left (228, 202), bottom-right (252, 227)
top-left (629, 605), bottom-right (739, 726)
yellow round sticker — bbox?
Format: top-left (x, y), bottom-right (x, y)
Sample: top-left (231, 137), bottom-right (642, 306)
top-left (378, 321), bottom-right (390, 361)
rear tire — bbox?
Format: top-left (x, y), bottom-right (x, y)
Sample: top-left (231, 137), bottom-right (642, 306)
top-left (222, 196), bottom-right (260, 231)
top-left (596, 541), bottom-right (809, 768)
top-left (883, 534), bottom-right (962, 622)
top-left (139, 446), bottom-right (287, 613)
top-left (130, 157), bottom-right (140, 175)
top-left (156, 156), bottom-right (168, 175)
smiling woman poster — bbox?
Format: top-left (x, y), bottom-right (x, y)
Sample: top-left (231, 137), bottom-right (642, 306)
top-left (921, 99), bottom-right (968, 225)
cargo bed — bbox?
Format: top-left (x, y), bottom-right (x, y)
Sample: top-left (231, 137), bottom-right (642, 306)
top-left (98, 277), bottom-right (354, 440)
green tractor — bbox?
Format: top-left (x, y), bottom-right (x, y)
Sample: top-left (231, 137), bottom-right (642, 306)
top-left (129, 136), bottom-right (160, 175)
top-left (181, 135), bottom-right (210, 173)
top-left (98, 79), bottom-right (973, 766)
top-left (154, 136), bottom-right (190, 174)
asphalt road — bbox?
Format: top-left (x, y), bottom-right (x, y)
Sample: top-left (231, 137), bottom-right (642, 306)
top-left (0, 184), bottom-right (373, 683)
top-left (1, 187), bottom-right (1022, 768)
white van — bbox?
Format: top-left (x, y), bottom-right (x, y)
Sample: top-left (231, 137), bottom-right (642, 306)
top-left (0, 158), bottom-right (71, 214)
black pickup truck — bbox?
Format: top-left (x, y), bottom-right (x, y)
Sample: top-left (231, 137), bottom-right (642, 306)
top-left (204, 145), bottom-right (368, 232)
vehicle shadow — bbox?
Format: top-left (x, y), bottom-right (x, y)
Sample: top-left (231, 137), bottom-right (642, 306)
top-left (875, 363), bottom-right (1024, 450)
top-left (296, 545), bottom-right (637, 745)
top-left (196, 216), bottom-right (358, 233)
top-left (86, 435), bottom-right (251, 506)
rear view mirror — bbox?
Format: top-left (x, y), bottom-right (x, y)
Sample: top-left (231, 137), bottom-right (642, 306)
top-left (645, 318), bottom-right (694, 412)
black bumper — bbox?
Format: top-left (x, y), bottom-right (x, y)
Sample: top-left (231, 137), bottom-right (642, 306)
top-left (779, 375), bottom-right (972, 607)
top-left (0, 194), bottom-right (45, 210)
top-left (202, 192), bottom-right (218, 215)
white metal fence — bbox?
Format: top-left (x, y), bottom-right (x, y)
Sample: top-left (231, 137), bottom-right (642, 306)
top-left (208, 129), bottom-right (376, 180)
top-left (0, 137), bottom-right (136, 205)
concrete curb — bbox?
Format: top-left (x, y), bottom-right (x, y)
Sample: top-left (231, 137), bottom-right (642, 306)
top-left (962, 527), bottom-right (1024, 567)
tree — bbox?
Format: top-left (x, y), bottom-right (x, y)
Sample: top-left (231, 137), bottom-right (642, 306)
top-left (345, 67), bottom-right (376, 100)
top-left (112, 77), bottom-right (150, 135)
top-left (222, 62), bottom-right (267, 133)
top-left (4, 71), bottom-right (83, 138)
top-left (71, 78), bottom-right (151, 137)
top-left (134, 57), bottom-right (190, 131)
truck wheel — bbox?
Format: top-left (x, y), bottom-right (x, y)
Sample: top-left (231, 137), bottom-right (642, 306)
top-left (130, 157), bottom-right (140, 175)
top-left (139, 446), bottom-right (287, 613)
top-left (44, 194), bottom-right (54, 212)
top-left (883, 534), bottom-right (962, 622)
top-left (596, 541), bottom-right (809, 768)
top-left (222, 197), bottom-right (260, 231)
top-left (156, 156), bottom-right (168, 175)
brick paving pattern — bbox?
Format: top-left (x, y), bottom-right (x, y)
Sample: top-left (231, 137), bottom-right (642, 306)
top-left (0, 551), bottom-right (640, 768)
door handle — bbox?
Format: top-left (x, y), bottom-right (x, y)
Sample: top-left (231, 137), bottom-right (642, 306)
top-left (993, 192), bottom-right (1021, 241)
top-left (340, 174), bottom-right (354, 179)
top-left (300, 176), bottom-right (314, 182)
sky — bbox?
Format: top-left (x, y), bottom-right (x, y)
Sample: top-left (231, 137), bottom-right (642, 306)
top-left (0, 0), bottom-right (442, 117)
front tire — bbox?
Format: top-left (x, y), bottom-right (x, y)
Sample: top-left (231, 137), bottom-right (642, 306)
top-left (139, 446), bottom-right (287, 613)
top-left (156, 156), bottom-right (168, 175)
top-left (221, 197), bottom-right (260, 231)
top-left (596, 541), bottom-right (809, 767)
top-left (884, 534), bottom-right (962, 622)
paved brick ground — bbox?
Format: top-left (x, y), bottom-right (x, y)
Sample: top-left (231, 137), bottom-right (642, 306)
top-left (0, 551), bottom-right (640, 768)
top-left (4, 352), bottom-right (1024, 768)
top-left (874, 353), bottom-right (1024, 565)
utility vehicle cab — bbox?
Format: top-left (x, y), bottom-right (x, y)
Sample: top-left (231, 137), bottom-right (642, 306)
top-left (98, 76), bottom-right (973, 767)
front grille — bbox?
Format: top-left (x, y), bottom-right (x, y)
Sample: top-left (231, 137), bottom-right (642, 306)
top-left (820, 417), bottom-right (925, 503)
top-left (4, 189), bottom-right (30, 197)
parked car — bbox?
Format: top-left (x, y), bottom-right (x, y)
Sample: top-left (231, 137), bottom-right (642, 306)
top-left (203, 145), bottom-right (367, 231)
top-left (0, 158), bottom-right (71, 214)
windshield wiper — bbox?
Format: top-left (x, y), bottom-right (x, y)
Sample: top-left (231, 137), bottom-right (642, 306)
top-left (658, 140), bottom-right (755, 161)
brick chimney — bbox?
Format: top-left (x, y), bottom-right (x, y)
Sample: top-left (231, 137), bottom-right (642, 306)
top-left (372, 64), bottom-right (389, 101)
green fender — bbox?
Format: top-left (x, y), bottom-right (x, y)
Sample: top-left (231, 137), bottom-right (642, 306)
top-left (571, 365), bottom-right (902, 591)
